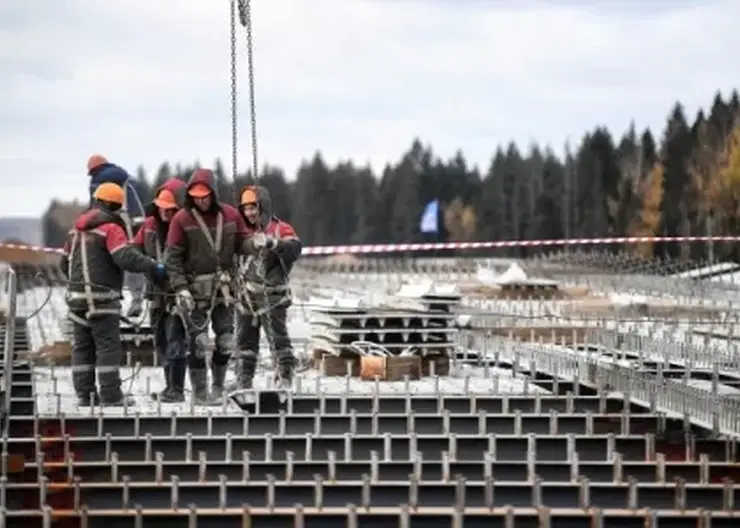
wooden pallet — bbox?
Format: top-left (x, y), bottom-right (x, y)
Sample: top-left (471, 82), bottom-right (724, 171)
top-left (313, 350), bottom-right (450, 379)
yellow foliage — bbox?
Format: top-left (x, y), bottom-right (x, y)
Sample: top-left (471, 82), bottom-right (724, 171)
top-left (444, 197), bottom-right (478, 241)
top-left (691, 120), bottom-right (740, 228)
top-left (717, 123), bottom-right (740, 217)
top-left (460, 206), bottom-right (477, 239)
top-left (640, 163), bottom-right (664, 231)
top-left (629, 162), bottom-right (664, 257)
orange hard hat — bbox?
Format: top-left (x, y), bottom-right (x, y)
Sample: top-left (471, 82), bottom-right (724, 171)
top-left (188, 183), bottom-right (212, 198)
top-left (240, 186), bottom-right (258, 206)
top-left (153, 189), bottom-right (178, 209)
top-left (93, 182), bottom-right (125, 205)
top-left (87, 154), bottom-right (108, 172)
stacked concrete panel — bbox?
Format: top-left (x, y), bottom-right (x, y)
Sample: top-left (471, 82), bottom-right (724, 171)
top-left (310, 283), bottom-right (461, 359)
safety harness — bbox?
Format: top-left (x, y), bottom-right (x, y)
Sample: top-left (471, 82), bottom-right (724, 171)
top-left (65, 229), bottom-right (124, 327)
top-left (174, 208), bottom-right (237, 337)
top-left (236, 254), bottom-right (292, 318)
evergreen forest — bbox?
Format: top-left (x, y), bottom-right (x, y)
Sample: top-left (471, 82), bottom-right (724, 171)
top-left (43, 90), bottom-right (740, 260)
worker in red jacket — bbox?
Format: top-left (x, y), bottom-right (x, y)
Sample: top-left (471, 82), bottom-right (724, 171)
top-left (234, 185), bottom-right (302, 392)
top-left (60, 183), bottom-right (166, 406)
top-left (131, 178), bottom-right (188, 402)
top-left (164, 169), bottom-right (254, 404)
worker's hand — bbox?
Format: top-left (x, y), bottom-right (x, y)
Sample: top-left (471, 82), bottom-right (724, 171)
top-left (252, 233), bottom-right (277, 250)
top-left (150, 263), bottom-right (168, 283)
top-left (126, 297), bottom-right (144, 318)
top-left (175, 289), bottom-right (195, 313)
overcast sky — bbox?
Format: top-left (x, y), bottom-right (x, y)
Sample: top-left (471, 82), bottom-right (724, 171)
top-left (1, 0), bottom-right (737, 217)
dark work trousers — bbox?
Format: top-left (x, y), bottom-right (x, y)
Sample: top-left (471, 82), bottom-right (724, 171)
top-left (71, 312), bottom-right (124, 403)
top-left (185, 302), bottom-right (235, 369)
top-left (151, 307), bottom-right (188, 393)
top-left (151, 308), bottom-right (187, 365)
top-left (236, 304), bottom-right (295, 380)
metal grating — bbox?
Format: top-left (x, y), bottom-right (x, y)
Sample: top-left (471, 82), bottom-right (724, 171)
top-left (2, 263), bottom-right (740, 527)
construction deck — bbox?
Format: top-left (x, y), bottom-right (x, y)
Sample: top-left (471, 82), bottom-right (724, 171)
top-left (3, 262), bottom-right (740, 527)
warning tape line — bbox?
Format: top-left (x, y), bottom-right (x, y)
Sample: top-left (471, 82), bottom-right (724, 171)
top-left (0, 236), bottom-right (736, 257)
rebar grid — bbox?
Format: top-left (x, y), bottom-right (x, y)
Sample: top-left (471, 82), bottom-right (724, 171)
top-left (3, 250), bottom-right (740, 526)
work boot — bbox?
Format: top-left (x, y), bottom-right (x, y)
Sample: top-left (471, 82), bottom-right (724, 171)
top-left (100, 394), bottom-right (136, 407)
top-left (189, 368), bottom-right (219, 406)
top-left (211, 363), bottom-right (229, 400)
top-left (151, 364), bottom-right (185, 403)
top-left (237, 350), bottom-right (257, 390)
top-left (275, 351), bottom-right (295, 390)
top-left (98, 372), bottom-right (133, 407)
top-left (163, 362), bottom-right (187, 403)
top-left (151, 364), bottom-right (172, 399)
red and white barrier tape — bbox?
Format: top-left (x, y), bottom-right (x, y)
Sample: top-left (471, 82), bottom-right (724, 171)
top-left (0, 236), bottom-right (737, 257)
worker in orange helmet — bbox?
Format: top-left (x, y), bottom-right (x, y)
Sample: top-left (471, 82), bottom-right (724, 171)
top-left (131, 178), bottom-right (188, 402)
top-left (86, 155), bottom-right (144, 219)
top-left (164, 168), bottom-right (254, 405)
top-left (234, 185), bottom-right (302, 393)
top-left (60, 182), bottom-right (167, 407)
top-left (87, 154), bottom-right (148, 314)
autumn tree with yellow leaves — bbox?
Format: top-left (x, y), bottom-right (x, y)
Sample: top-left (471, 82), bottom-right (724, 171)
top-left (690, 118), bottom-right (740, 253)
top-left (443, 197), bottom-right (477, 241)
top-left (629, 162), bottom-right (664, 257)
top-left (715, 122), bottom-right (740, 222)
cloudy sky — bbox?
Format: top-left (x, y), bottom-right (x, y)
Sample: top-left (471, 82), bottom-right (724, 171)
top-left (1, 0), bottom-right (738, 217)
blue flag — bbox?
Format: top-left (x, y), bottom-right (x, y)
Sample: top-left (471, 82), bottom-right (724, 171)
top-left (419, 199), bottom-right (439, 234)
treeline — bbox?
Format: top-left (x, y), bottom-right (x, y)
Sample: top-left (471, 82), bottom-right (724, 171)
top-left (44, 90), bottom-right (740, 260)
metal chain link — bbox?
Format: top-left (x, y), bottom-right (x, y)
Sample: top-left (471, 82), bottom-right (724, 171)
top-left (230, 0), bottom-right (239, 200)
top-left (233, 0), bottom-right (287, 390)
top-left (238, 0), bottom-right (259, 185)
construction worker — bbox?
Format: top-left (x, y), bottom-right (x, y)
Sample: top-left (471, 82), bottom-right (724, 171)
top-left (131, 178), bottom-right (188, 402)
top-left (87, 155), bottom-right (144, 219)
top-left (60, 183), bottom-right (167, 406)
top-left (87, 154), bottom-right (146, 308)
top-left (165, 168), bottom-right (253, 404)
top-left (235, 185), bottom-right (302, 391)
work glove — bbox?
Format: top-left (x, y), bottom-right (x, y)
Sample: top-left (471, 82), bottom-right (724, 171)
top-left (151, 263), bottom-right (168, 283)
top-left (251, 232), bottom-right (277, 251)
top-left (126, 297), bottom-right (144, 318)
top-left (175, 289), bottom-right (195, 313)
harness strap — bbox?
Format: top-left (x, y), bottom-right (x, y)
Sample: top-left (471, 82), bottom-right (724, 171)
top-left (68, 229), bottom-right (124, 319)
top-left (67, 291), bottom-right (120, 301)
top-left (155, 232), bottom-right (163, 262)
top-left (67, 230), bottom-right (78, 285)
top-left (78, 231), bottom-right (96, 317)
top-left (190, 210), bottom-right (233, 306)
top-left (67, 311), bottom-right (89, 327)
top-left (191, 209), bottom-right (224, 253)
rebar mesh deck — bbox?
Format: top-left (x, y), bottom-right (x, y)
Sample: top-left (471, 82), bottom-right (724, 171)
top-left (3, 258), bottom-right (740, 527)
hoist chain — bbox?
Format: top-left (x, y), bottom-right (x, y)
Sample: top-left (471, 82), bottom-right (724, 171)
top-left (230, 0), bottom-right (287, 392)
top-left (229, 0), bottom-right (239, 195)
top-left (237, 0), bottom-right (259, 185)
